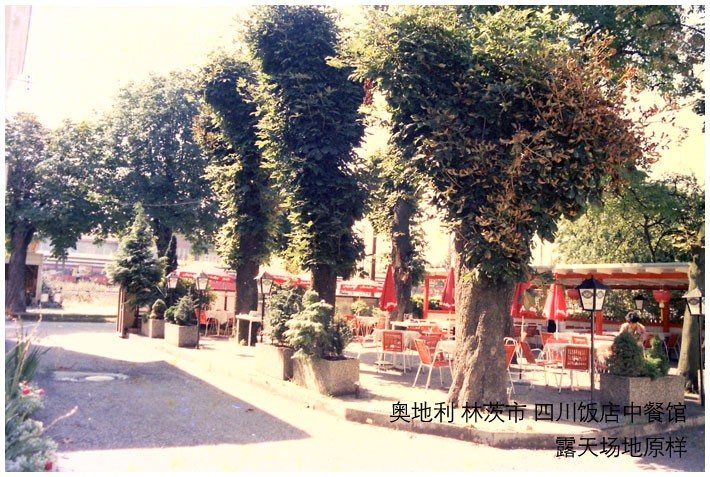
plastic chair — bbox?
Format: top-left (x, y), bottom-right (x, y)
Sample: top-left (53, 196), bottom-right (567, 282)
top-left (376, 331), bottom-right (408, 372)
top-left (571, 336), bottom-right (588, 344)
top-left (195, 310), bottom-right (218, 336)
top-left (412, 339), bottom-right (451, 389)
top-left (517, 339), bottom-right (558, 386)
top-left (555, 345), bottom-right (590, 392)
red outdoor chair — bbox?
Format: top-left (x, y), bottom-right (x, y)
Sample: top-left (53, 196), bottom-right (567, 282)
top-left (571, 336), bottom-right (589, 345)
top-left (412, 339), bottom-right (451, 389)
top-left (376, 331), bottom-right (408, 372)
top-left (555, 345), bottom-right (590, 392)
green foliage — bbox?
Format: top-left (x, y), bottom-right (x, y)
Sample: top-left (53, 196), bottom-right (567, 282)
top-left (607, 331), bottom-right (671, 380)
top-left (195, 53), bottom-right (275, 272)
top-left (352, 7), bottom-right (652, 285)
top-left (646, 335), bottom-right (671, 378)
top-left (170, 295), bottom-right (198, 326)
top-left (96, 71), bottom-right (217, 256)
top-left (150, 299), bottom-right (167, 320)
top-left (163, 235), bottom-right (178, 275)
top-left (556, 173), bottom-right (704, 264)
top-left (285, 290), bottom-right (352, 359)
top-left (246, 6), bottom-right (367, 292)
top-left (350, 300), bottom-right (372, 316)
top-left (606, 331), bottom-right (647, 377)
top-left (5, 328), bottom-right (57, 472)
top-left (265, 286), bottom-right (305, 345)
top-left (105, 203), bottom-right (166, 310)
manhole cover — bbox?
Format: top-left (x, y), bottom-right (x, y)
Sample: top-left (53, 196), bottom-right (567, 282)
top-left (53, 371), bottom-right (129, 382)
top-left (84, 375), bottom-right (116, 382)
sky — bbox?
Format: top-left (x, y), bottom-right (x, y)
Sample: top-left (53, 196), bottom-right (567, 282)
top-left (4, 5), bottom-right (706, 267)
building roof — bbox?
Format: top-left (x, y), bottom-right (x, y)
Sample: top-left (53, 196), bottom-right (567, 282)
top-left (534, 262), bottom-right (690, 290)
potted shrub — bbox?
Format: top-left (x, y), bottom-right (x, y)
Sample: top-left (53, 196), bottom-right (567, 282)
top-left (285, 291), bottom-right (359, 396)
top-left (255, 286), bottom-right (304, 380)
top-left (164, 295), bottom-right (199, 348)
top-left (142, 299), bottom-right (166, 339)
top-left (600, 331), bottom-right (684, 408)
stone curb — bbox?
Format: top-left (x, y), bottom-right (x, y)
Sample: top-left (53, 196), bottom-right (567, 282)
top-left (135, 333), bottom-right (705, 450)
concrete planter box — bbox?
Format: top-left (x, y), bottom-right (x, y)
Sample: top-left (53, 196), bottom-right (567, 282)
top-left (141, 319), bottom-right (165, 339)
top-left (164, 322), bottom-right (199, 348)
top-left (255, 343), bottom-right (294, 380)
top-left (292, 356), bottom-right (360, 396)
top-left (600, 373), bottom-right (685, 408)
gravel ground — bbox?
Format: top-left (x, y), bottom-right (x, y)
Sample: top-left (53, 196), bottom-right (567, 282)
top-left (5, 320), bottom-right (705, 472)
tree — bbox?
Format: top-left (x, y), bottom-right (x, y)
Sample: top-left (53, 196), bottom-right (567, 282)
top-left (353, 7), bottom-right (655, 405)
top-left (194, 53), bottom-right (276, 343)
top-left (106, 203), bottom-right (166, 327)
top-left (555, 173), bottom-right (704, 263)
top-left (5, 114), bottom-right (102, 312)
top-left (245, 6), bottom-right (367, 306)
top-left (96, 71), bottom-right (217, 257)
top-left (365, 144), bottom-right (427, 320)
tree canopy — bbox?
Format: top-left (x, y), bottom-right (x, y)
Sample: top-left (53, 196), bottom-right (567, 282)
top-left (5, 114), bottom-right (102, 312)
top-left (351, 6), bottom-right (657, 405)
top-left (96, 71), bottom-right (217, 257)
top-left (555, 172), bottom-right (704, 264)
top-left (245, 5), bottom-right (367, 305)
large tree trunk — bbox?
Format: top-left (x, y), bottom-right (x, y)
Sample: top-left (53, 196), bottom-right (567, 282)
top-left (154, 223), bottom-right (173, 259)
top-left (447, 238), bottom-right (512, 406)
top-left (311, 264), bottom-right (337, 307)
top-left (235, 235), bottom-right (260, 345)
top-left (6, 225), bottom-right (35, 313)
top-left (677, 227), bottom-right (704, 392)
top-left (391, 198), bottom-right (414, 321)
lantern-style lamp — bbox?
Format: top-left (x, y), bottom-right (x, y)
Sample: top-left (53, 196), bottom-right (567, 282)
top-left (683, 288), bottom-right (704, 316)
top-left (683, 287), bottom-right (705, 406)
top-left (195, 272), bottom-right (209, 292)
top-left (254, 271), bottom-right (276, 345)
top-left (575, 276), bottom-right (609, 312)
top-left (633, 293), bottom-right (645, 312)
top-left (166, 272), bottom-right (179, 290)
top-left (194, 272), bottom-right (209, 349)
top-left (575, 276), bottom-right (609, 403)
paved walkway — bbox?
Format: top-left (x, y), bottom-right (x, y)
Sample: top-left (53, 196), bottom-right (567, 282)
top-left (50, 319), bottom-right (701, 450)
top-left (8, 318), bottom-right (704, 456)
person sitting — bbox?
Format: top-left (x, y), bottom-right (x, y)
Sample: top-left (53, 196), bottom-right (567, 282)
top-left (619, 311), bottom-right (647, 346)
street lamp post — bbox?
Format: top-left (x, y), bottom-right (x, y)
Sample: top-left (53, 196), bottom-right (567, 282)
top-left (195, 271), bottom-right (209, 350)
top-left (683, 287), bottom-right (705, 406)
top-left (166, 272), bottom-right (179, 307)
top-left (258, 274), bottom-right (274, 345)
top-left (575, 276), bottom-right (609, 403)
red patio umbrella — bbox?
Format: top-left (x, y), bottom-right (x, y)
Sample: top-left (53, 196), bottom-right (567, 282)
top-left (378, 264), bottom-right (397, 312)
top-left (440, 267), bottom-right (455, 310)
top-left (542, 283), bottom-right (568, 321)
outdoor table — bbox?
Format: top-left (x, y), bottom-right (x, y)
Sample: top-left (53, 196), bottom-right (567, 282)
top-left (233, 314), bottom-right (262, 347)
top-left (207, 311), bottom-right (234, 336)
top-left (434, 338), bottom-right (456, 367)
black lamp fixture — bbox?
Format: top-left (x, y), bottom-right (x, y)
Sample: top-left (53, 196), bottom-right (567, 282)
top-left (195, 272), bottom-right (209, 349)
top-left (166, 271), bottom-right (179, 306)
top-left (683, 287), bottom-right (705, 406)
top-left (633, 293), bottom-right (645, 312)
top-left (575, 276), bottom-right (610, 403)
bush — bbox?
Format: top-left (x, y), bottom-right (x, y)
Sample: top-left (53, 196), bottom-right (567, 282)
top-left (285, 291), bottom-right (352, 359)
top-left (265, 286), bottom-right (305, 345)
top-left (150, 299), bottom-right (167, 320)
top-left (5, 327), bottom-right (57, 472)
top-left (171, 295), bottom-right (197, 326)
top-left (607, 331), bottom-right (670, 381)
